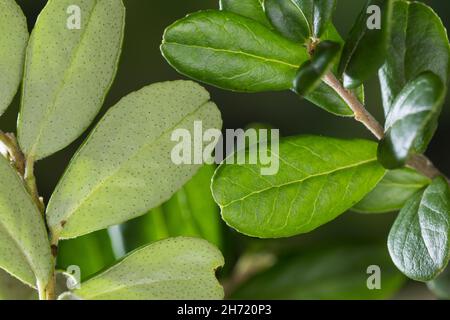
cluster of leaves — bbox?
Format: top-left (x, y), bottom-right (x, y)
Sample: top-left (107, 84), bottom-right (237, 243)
top-left (0, 0), bottom-right (225, 300)
top-left (161, 0), bottom-right (450, 296)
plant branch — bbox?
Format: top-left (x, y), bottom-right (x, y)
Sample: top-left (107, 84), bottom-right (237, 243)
top-left (0, 130), bottom-right (25, 176)
top-left (323, 72), bottom-right (449, 182)
top-left (24, 156), bottom-right (45, 215)
top-left (322, 73), bottom-right (385, 140)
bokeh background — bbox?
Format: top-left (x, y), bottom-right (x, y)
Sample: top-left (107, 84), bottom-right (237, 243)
top-left (2, 0), bottom-right (449, 299)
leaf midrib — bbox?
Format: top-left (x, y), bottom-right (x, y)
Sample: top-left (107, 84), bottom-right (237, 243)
top-left (220, 157), bottom-right (378, 208)
top-left (163, 41), bottom-right (300, 69)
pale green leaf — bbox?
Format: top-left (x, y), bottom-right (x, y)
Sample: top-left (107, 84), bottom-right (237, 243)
top-left (0, 0), bottom-right (28, 116)
top-left (388, 177), bottom-right (450, 281)
top-left (0, 269), bottom-right (37, 300)
top-left (46, 81), bottom-right (222, 240)
top-left (18, 0), bottom-right (125, 160)
top-left (353, 167), bottom-right (431, 214)
top-left (212, 136), bottom-right (386, 238)
top-left (0, 155), bottom-right (52, 290)
top-left (60, 237), bottom-right (224, 300)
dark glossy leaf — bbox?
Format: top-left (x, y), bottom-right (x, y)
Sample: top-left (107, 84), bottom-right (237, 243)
top-left (428, 266), bottom-right (450, 300)
top-left (264, 0), bottom-right (312, 43)
top-left (232, 244), bottom-right (405, 299)
top-left (162, 10), bottom-right (309, 92)
top-left (379, 1), bottom-right (450, 115)
top-left (212, 136), bottom-right (385, 238)
top-left (353, 167), bottom-right (431, 214)
top-left (56, 230), bottom-right (116, 281)
top-left (339, 0), bottom-right (393, 89)
top-left (388, 177), bottom-right (450, 281)
top-left (120, 165), bottom-right (222, 252)
top-left (312, 0), bottom-right (337, 38)
top-left (378, 72), bottom-right (445, 169)
top-left (220, 0), bottom-right (271, 27)
top-left (293, 40), bottom-right (340, 96)
top-left (264, 0), bottom-right (336, 41)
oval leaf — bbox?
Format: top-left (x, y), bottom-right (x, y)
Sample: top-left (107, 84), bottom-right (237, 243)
top-left (232, 244), bottom-right (405, 299)
top-left (339, 0), bottom-right (394, 89)
top-left (212, 135), bottom-right (386, 238)
top-left (353, 167), bottom-right (431, 214)
top-left (161, 10), bottom-right (309, 92)
top-left (220, 0), bottom-right (271, 27)
top-left (378, 72), bottom-right (445, 169)
top-left (293, 40), bottom-right (340, 96)
top-left (18, 0), bottom-right (125, 160)
top-left (379, 1), bottom-right (450, 115)
top-left (46, 81), bottom-right (222, 240)
top-left (388, 176), bottom-right (450, 281)
top-left (264, 0), bottom-right (312, 43)
top-left (0, 155), bottom-right (52, 290)
top-left (0, 0), bottom-right (28, 116)
top-left (61, 237), bottom-right (224, 300)
top-left (120, 165), bottom-right (222, 252)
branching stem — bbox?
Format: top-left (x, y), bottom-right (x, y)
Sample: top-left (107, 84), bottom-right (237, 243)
top-left (323, 72), bottom-right (449, 182)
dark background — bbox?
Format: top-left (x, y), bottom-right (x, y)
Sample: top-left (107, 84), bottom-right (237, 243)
top-left (2, 0), bottom-right (449, 299)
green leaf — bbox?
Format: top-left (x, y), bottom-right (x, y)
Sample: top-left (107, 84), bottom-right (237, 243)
top-left (264, 0), bottom-right (336, 41)
top-left (161, 10), bottom-right (309, 92)
top-left (388, 177), bottom-right (450, 281)
top-left (293, 40), bottom-right (340, 96)
top-left (60, 237), bottom-right (224, 300)
top-left (0, 269), bottom-right (37, 300)
top-left (212, 135), bottom-right (386, 238)
top-left (378, 72), bottom-right (445, 169)
top-left (428, 266), bottom-right (450, 300)
top-left (353, 167), bottom-right (431, 214)
top-left (46, 81), bottom-right (222, 240)
top-left (120, 165), bottom-right (223, 252)
top-left (311, 0), bottom-right (337, 38)
top-left (0, 155), bottom-right (52, 290)
top-left (379, 1), bottom-right (450, 116)
top-left (232, 244), bottom-right (405, 299)
top-left (339, 0), bottom-right (394, 89)
top-left (219, 0), bottom-right (271, 27)
top-left (56, 230), bottom-right (116, 281)
top-left (17, 0), bottom-right (125, 160)
top-left (0, 0), bottom-right (28, 116)
top-left (264, 0), bottom-right (312, 43)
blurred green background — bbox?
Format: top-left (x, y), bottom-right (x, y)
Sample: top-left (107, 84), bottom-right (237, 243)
top-left (2, 0), bottom-right (449, 299)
